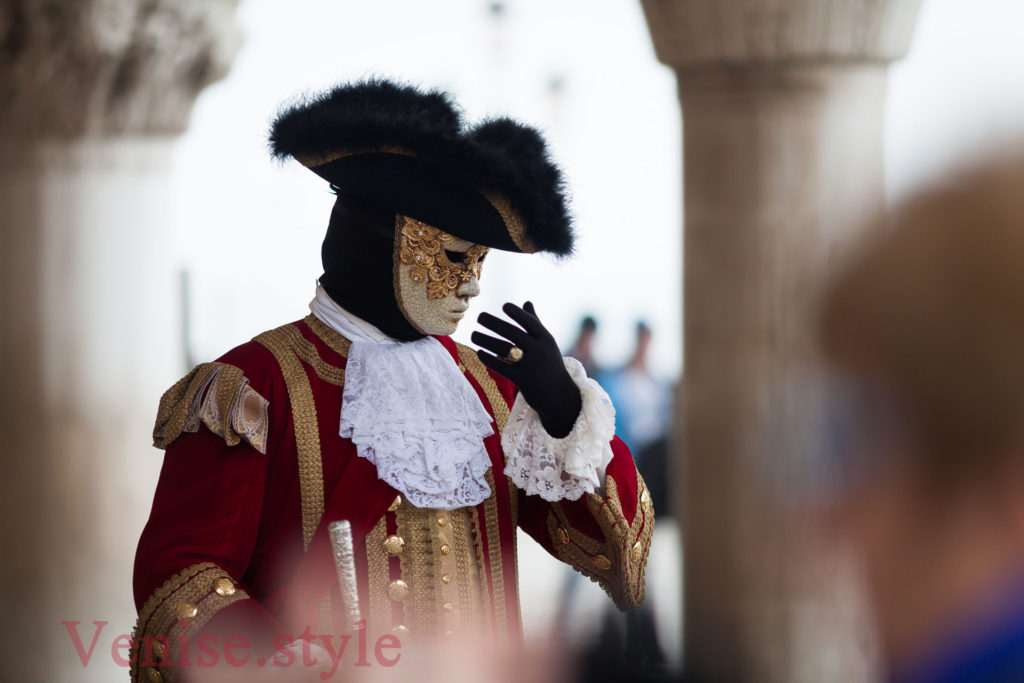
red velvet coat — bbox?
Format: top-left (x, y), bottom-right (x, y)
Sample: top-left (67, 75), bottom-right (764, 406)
top-left (130, 316), bottom-right (653, 682)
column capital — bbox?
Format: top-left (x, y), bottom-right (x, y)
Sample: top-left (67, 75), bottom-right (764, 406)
top-left (0, 0), bottom-right (241, 138)
top-left (640, 0), bottom-right (922, 70)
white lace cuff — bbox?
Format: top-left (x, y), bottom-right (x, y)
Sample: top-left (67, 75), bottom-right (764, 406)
top-left (502, 357), bottom-right (616, 502)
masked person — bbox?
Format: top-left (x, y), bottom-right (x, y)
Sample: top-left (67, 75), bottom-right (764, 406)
top-left (130, 80), bottom-right (653, 682)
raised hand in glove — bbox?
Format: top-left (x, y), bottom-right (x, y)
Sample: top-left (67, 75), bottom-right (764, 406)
top-left (472, 301), bottom-right (583, 438)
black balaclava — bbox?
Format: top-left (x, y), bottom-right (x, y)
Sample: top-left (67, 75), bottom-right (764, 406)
top-left (319, 193), bottom-right (426, 341)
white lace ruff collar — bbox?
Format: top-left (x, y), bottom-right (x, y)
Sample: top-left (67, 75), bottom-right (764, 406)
top-left (310, 287), bottom-right (495, 510)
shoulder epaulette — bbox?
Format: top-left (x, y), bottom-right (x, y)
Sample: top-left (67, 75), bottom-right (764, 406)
top-left (152, 362), bottom-right (269, 454)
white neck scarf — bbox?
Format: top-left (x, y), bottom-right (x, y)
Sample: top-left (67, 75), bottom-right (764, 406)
top-left (309, 287), bottom-right (495, 509)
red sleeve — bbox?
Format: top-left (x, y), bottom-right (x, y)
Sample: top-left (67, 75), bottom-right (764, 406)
top-left (131, 428), bottom-right (284, 679)
top-left (134, 427), bottom-right (269, 609)
top-left (487, 366), bottom-right (653, 611)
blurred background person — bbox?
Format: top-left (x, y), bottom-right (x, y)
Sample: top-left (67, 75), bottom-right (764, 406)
top-left (602, 321), bottom-right (673, 495)
top-left (818, 154), bottom-right (1024, 683)
top-left (565, 315), bottom-right (601, 379)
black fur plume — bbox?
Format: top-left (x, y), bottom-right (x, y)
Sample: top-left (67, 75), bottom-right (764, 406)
top-left (468, 118), bottom-right (574, 256)
top-left (269, 79), bottom-right (463, 162)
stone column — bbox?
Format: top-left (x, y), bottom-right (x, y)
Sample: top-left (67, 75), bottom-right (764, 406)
top-left (0, 3), bottom-right (239, 680)
top-left (638, 2), bottom-right (921, 681)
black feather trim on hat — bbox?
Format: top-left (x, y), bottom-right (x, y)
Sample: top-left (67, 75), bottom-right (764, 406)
top-left (468, 118), bottom-right (574, 256)
top-left (268, 78), bottom-right (463, 165)
top-left (268, 79), bottom-right (574, 257)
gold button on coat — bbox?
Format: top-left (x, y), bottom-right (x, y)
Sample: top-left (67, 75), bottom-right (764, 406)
top-left (640, 489), bottom-right (650, 505)
top-left (437, 516), bottom-right (447, 527)
top-left (593, 554), bottom-right (612, 570)
top-left (214, 577), bottom-right (236, 596)
top-left (146, 668), bottom-right (164, 683)
top-left (388, 580), bottom-right (409, 602)
top-left (632, 541), bottom-right (643, 560)
top-left (393, 625), bottom-right (410, 635)
top-left (443, 601), bottom-right (454, 612)
top-left (176, 601), bottom-right (198, 620)
top-left (151, 640), bottom-right (166, 662)
top-left (441, 573), bottom-right (452, 584)
top-left (557, 527), bottom-right (570, 544)
top-left (440, 543), bottom-right (451, 555)
top-left (384, 535), bottom-right (405, 556)
top-left (388, 496), bottom-right (402, 513)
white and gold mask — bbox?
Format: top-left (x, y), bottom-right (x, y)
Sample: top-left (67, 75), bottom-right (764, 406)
top-left (394, 215), bottom-right (488, 335)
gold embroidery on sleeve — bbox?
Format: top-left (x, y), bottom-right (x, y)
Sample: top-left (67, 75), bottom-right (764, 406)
top-left (130, 563), bottom-right (250, 683)
top-left (546, 475), bottom-right (655, 611)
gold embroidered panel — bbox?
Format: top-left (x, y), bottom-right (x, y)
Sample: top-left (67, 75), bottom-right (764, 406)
top-left (364, 496), bottom-right (487, 641)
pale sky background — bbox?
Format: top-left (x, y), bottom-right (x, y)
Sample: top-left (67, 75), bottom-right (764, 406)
top-left (166, 0), bottom-right (1024, 661)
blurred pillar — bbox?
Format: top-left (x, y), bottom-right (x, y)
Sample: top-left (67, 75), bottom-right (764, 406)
top-left (0, 3), bottom-right (239, 680)
top-left (638, 2), bottom-right (921, 681)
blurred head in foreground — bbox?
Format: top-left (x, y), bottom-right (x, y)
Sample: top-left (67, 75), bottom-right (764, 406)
top-left (819, 155), bottom-right (1024, 681)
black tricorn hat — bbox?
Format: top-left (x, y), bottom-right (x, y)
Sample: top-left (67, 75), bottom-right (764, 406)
top-left (268, 79), bottom-right (573, 255)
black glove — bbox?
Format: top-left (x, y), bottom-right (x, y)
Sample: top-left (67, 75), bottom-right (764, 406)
top-left (472, 301), bottom-right (583, 438)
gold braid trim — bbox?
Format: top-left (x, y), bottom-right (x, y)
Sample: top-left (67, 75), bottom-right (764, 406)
top-left (130, 563), bottom-right (250, 683)
top-left (294, 145), bottom-right (415, 169)
top-left (397, 501), bottom-right (440, 635)
top-left (470, 506), bottom-right (493, 630)
top-left (278, 322), bottom-right (347, 387)
top-left (457, 343), bottom-right (516, 638)
top-left (449, 507), bottom-right (477, 630)
top-left (457, 343), bottom-right (510, 434)
top-left (482, 469), bottom-right (508, 639)
top-left (484, 191), bottom-right (536, 254)
top-left (546, 474), bottom-right (655, 611)
top-left (253, 325), bottom-right (325, 551)
top-left (152, 362), bottom-right (270, 454)
top-left (364, 517), bottom-right (391, 635)
top-left (304, 314), bottom-right (353, 359)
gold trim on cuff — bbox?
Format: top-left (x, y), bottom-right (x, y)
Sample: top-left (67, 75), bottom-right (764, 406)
top-left (130, 563), bottom-right (250, 683)
top-left (547, 475), bottom-right (655, 611)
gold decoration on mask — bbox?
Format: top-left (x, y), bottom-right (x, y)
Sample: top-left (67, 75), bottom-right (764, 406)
top-left (398, 215), bottom-right (488, 300)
